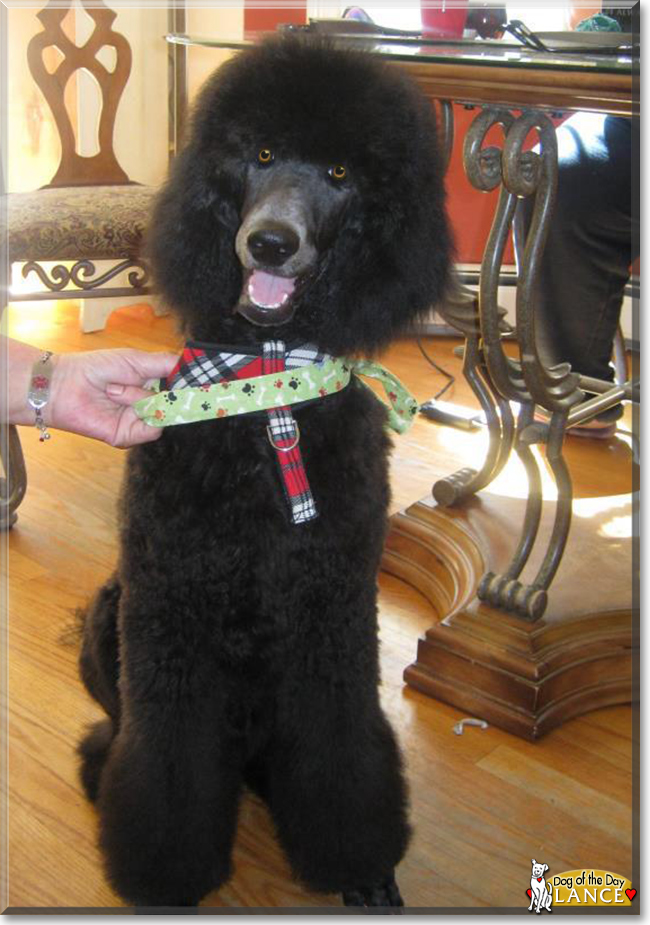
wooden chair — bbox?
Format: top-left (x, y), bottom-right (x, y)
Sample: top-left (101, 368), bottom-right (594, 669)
top-left (1, 0), bottom-right (157, 528)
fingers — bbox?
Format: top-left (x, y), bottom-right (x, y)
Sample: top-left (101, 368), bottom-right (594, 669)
top-left (105, 383), bottom-right (160, 407)
top-left (112, 410), bottom-right (165, 448)
top-left (87, 350), bottom-right (178, 392)
top-left (122, 350), bottom-right (179, 382)
top-left (124, 422), bottom-right (165, 447)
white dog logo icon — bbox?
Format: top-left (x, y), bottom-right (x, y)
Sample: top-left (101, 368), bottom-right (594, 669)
top-left (528, 859), bottom-right (553, 913)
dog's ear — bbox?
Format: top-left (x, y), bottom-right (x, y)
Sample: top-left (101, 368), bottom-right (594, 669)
top-left (532, 859), bottom-right (536, 865)
top-left (312, 89), bottom-right (453, 356)
top-left (544, 865), bottom-right (549, 873)
top-left (146, 142), bottom-right (244, 334)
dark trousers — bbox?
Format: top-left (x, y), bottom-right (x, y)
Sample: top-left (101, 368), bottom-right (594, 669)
top-left (526, 113), bottom-right (639, 391)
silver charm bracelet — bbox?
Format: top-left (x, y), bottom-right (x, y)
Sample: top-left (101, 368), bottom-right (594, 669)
top-left (27, 350), bottom-right (55, 442)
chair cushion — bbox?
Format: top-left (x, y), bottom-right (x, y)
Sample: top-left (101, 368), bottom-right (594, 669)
top-left (5, 184), bottom-right (157, 261)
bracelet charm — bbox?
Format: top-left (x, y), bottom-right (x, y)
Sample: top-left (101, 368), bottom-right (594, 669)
top-left (27, 350), bottom-right (54, 441)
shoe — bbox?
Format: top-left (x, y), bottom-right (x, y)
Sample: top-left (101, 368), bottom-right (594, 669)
top-left (535, 403), bottom-right (623, 440)
top-left (566, 419), bottom-right (618, 440)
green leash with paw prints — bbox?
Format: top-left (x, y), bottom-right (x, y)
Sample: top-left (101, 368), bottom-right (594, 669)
top-left (134, 356), bottom-right (418, 435)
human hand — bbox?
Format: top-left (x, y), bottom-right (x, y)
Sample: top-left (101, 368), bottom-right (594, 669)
top-left (47, 348), bottom-right (178, 448)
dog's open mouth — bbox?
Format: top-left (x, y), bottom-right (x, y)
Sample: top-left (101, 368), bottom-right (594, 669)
top-left (236, 270), bottom-right (299, 326)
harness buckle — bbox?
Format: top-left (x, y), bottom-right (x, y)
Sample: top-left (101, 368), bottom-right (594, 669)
top-left (266, 423), bottom-right (301, 452)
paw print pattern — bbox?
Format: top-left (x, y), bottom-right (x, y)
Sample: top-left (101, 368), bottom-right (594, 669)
top-left (154, 409), bottom-right (166, 421)
top-left (201, 402), bottom-right (211, 411)
top-left (164, 391), bottom-right (178, 403)
top-left (274, 379), bottom-right (284, 389)
top-left (242, 382), bottom-right (255, 394)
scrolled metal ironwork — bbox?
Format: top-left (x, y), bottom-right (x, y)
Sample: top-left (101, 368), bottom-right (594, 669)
top-left (0, 424), bottom-right (27, 530)
top-left (433, 281), bottom-right (515, 507)
top-left (456, 106), bottom-right (586, 620)
top-left (463, 108), bottom-right (514, 191)
top-left (22, 257), bottom-right (151, 293)
top-left (504, 111), bottom-right (583, 414)
top-left (464, 109), bottom-right (531, 406)
top-left (438, 100), bottom-right (455, 174)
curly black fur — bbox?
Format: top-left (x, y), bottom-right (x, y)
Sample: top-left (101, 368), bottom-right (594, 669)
top-left (148, 35), bottom-right (451, 354)
top-left (78, 35), bottom-right (451, 908)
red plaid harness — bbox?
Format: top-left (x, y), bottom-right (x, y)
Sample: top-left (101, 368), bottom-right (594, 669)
top-left (166, 340), bottom-right (329, 525)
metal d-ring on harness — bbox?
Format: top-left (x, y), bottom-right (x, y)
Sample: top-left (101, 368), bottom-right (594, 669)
top-left (267, 422), bottom-right (301, 452)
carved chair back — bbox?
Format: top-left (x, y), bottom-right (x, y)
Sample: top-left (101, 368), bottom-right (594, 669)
top-left (27, 0), bottom-right (133, 187)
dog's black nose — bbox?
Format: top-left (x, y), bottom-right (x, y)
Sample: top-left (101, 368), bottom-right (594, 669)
top-left (247, 226), bottom-right (300, 267)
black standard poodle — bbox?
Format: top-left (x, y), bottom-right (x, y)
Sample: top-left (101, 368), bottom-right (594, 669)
top-left (78, 35), bottom-right (451, 909)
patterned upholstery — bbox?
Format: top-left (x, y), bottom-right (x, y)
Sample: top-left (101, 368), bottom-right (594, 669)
top-left (5, 184), bottom-right (156, 261)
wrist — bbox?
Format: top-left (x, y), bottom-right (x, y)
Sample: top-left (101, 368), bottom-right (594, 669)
top-left (1, 338), bottom-right (60, 432)
top-left (3, 339), bottom-right (45, 426)
top-left (43, 352), bottom-right (68, 431)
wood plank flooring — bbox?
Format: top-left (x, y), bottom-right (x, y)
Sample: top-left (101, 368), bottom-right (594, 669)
top-left (2, 301), bottom-right (636, 911)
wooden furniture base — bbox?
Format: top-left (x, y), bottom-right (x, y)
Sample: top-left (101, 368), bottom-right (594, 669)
top-left (382, 491), bottom-right (636, 740)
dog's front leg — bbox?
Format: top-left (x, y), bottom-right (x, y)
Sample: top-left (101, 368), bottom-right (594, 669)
top-left (264, 649), bottom-right (410, 907)
top-left (95, 606), bottom-right (242, 908)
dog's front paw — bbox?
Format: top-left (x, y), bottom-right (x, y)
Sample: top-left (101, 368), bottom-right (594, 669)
top-left (342, 873), bottom-right (404, 911)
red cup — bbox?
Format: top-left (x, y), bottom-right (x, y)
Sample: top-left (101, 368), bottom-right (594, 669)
top-left (420, 1), bottom-right (468, 38)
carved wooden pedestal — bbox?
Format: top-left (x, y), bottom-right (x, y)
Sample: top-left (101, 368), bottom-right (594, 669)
top-left (382, 491), bottom-right (636, 740)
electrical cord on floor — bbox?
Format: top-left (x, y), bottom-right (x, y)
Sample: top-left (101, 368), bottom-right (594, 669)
top-left (416, 335), bottom-right (455, 402)
top-left (416, 336), bottom-right (483, 431)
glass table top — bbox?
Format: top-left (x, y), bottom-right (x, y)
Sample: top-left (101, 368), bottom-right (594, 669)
top-left (166, 30), bottom-right (635, 76)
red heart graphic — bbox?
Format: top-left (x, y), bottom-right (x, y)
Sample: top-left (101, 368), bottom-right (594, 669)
top-left (527, 889), bottom-right (532, 899)
top-left (537, 877), bottom-right (542, 882)
top-left (626, 889), bottom-right (636, 901)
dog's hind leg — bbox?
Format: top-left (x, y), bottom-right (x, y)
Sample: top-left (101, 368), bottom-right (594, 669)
top-left (264, 672), bottom-right (410, 907)
top-left (78, 576), bottom-right (122, 802)
top-left (92, 595), bottom-right (243, 907)
top-left (78, 718), bottom-right (114, 803)
top-left (79, 575), bottom-right (121, 718)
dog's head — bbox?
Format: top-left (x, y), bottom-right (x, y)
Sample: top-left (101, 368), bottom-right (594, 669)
top-left (531, 861), bottom-right (549, 879)
top-left (148, 35), bottom-right (452, 355)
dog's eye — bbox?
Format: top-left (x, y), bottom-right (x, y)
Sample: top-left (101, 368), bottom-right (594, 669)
top-left (257, 149), bottom-right (274, 167)
top-left (328, 165), bottom-right (347, 183)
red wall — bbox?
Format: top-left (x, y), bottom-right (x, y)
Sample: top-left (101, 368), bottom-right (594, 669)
top-left (244, 2), bottom-right (307, 39)
top-left (444, 104), bottom-right (508, 265)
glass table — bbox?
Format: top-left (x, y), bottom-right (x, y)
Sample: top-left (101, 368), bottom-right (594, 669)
top-left (168, 30), bottom-right (636, 116)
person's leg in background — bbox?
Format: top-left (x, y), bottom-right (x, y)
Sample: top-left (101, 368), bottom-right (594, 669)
top-left (524, 112), bottom-right (639, 434)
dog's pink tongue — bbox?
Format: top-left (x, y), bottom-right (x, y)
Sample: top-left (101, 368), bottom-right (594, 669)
top-left (248, 271), bottom-right (296, 309)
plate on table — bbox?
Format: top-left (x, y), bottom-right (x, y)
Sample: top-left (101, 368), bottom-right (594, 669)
top-left (535, 32), bottom-right (635, 54)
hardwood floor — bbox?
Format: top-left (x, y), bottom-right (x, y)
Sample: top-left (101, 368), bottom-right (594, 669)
top-left (2, 300), bottom-right (637, 910)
